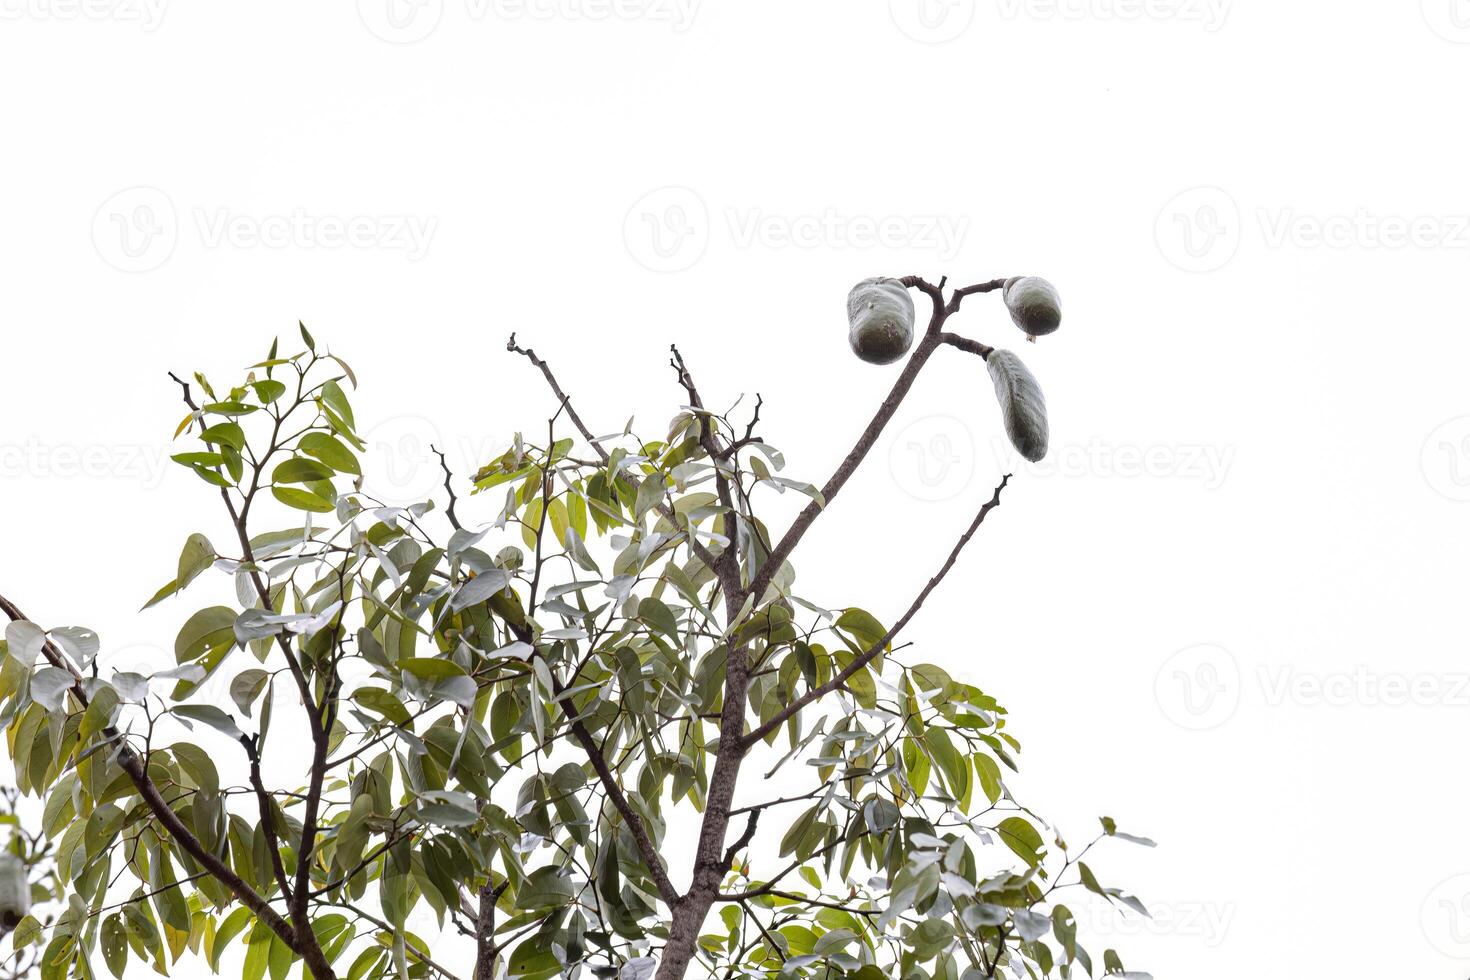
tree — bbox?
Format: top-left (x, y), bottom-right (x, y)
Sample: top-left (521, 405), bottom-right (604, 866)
top-left (0, 275), bottom-right (1152, 980)
top-left (0, 787), bottom-right (60, 979)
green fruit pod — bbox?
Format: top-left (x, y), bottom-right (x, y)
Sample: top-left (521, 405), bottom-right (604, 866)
top-left (987, 349), bottom-right (1049, 462)
top-left (1003, 276), bottom-right (1062, 340)
top-left (847, 277), bottom-right (915, 365)
top-left (0, 853), bottom-right (28, 925)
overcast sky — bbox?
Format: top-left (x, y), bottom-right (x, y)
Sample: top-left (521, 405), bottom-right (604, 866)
top-left (3, 2), bottom-right (1469, 977)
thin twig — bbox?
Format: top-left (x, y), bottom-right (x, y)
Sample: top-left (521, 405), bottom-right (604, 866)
top-left (743, 474), bottom-right (1011, 746)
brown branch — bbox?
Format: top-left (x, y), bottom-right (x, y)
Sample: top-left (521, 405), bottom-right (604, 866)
top-left (318, 901), bottom-right (459, 980)
top-left (670, 344), bottom-right (745, 602)
top-left (721, 810), bottom-right (760, 870)
top-left (502, 618), bottom-right (680, 905)
top-left (722, 889), bottom-right (879, 916)
top-left (939, 331), bottom-right (994, 360)
top-left (507, 334), bottom-right (607, 462)
top-left (432, 445), bottom-right (463, 531)
top-left (508, 335), bottom-right (728, 589)
top-left (170, 368), bottom-right (338, 977)
top-left (742, 474), bottom-right (1011, 747)
top-left (472, 881), bottom-right (508, 980)
top-left (0, 593), bottom-right (327, 976)
top-left (745, 276), bottom-right (1005, 605)
top-left (240, 734), bottom-right (293, 902)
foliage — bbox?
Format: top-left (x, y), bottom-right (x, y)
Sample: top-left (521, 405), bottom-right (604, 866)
top-left (0, 277), bottom-right (1152, 980)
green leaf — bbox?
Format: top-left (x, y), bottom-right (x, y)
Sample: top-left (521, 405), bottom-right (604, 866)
top-left (177, 533), bottom-right (216, 590)
top-left (352, 688), bottom-right (412, 727)
top-left (637, 597), bottom-right (679, 639)
top-left (996, 816), bottom-right (1044, 867)
top-left (271, 486), bottom-right (334, 513)
top-left (271, 457), bottom-right (336, 484)
top-left (199, 422), bottom-right (245, 451)
top-left (230, 669), bottom-right (271, 718)
top-left (836, 607), bottom-right (888, 652)
top-left (242, 921), bottom-right (271, 980)
top-left (251, 379), bottom-right (287, 404)
top-left (141, 578), bottom-right (179, 610)
top-left (299, 432), bottom-right (361, 476)
top-left (974, 753), bottom-right (1003, 805)
top-left (173, 704), bottom-right (244, 741)
top-left (175, 606), bottom-right (236, 663)
top-left (515, 867), bottom-right (574, 912)
top-left (171, 451), bottom-right (224, 467)
top-left (11, 915), bottom-right (42, 950)
top-left (321, 380), bottom-right (355, 431)
top-left (909, 918), bottom-right (954, 961)
top-left (101, 915), bottom-right (127, 978)
top-left (925, 728), bottom-right (968, 799)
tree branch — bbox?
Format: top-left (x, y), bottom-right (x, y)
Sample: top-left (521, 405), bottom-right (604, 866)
top-left (721, 810), bottom-right (760, 870)
top-left (432, 445), bottom-right (463, 531)
top-left (239, 734), bottom-right (294, 902)
top-left (507, 334), bottom-right (606, 462)
top-left (745, 277), bottom-right (1005, 604)
top-left (0, 592), bottom-right (327, 976)
top-left (742, 474), bottom-right (1011, 747)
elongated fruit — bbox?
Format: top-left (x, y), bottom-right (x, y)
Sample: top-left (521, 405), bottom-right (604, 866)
top-left (0, 853), bottom-right (28, 930)
top-left (847, 277), bottom-right (915, 364)
top-left (1003, 276), bottom-right (1062, 340)
top-left (987, 349), bottom-right (1049, 462)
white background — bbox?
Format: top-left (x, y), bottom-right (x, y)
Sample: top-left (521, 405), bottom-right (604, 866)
top-left (3, 1), bottom-right (1470, 977)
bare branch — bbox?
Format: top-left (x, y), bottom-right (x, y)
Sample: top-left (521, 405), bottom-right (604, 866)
top-left (0, 593), bottom-right (323, 973)
top-left (508, 335), bottom-right (728, 593)
top-left (721, 810), bottom-right (760, 870)
top-left (939, 331), bottom-right (994, 360)
top-left (501, 617), bottom-right (681, 906)
top-left (507, 334), bottom-right (607, 462)
top-left (432, 445), bottom-right (463, 531)
top-left (240, 734), bottom-right (294, 902)
top-left (742, 474), bottom-right (1011, 747)
top-left (746, 276), bottom-right (1006, 603)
